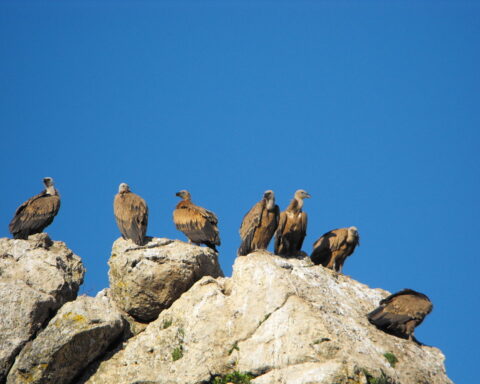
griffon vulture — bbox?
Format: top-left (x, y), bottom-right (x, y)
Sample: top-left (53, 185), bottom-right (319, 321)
top-left (310, 226), bottom-right (360, 273)
top-left (113, 183), bottom-right (148, 245)
top-left (274, 189), bottom-right (311, 256)
top-left (173, 190), bottom-right (220, 252)
top-left (9, 177), bottom-right (61, 239)
top-left (368, 289), bottom-right (433, 341)
top-left (238, 190), bottom-right (279, 256)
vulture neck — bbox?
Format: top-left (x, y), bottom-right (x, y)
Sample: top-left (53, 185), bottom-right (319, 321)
top-left (265, 198), bottom-right (275, 211)
top-left (287, 197), bottom-right (303, 213)
top-left (347, 231), bottom-right (357, 244)
top-left (45, 186), bottom-right (57, 195)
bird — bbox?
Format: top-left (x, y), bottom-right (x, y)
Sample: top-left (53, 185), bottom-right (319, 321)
top-left (113, 183), bottom-right (148, 245)
top-left (367, 289), bottom-right (433, 342)
top-left (173, 190), bottom-right (220, 252)
top-left (238, 190), bottom-right (280, 256)
top-left (310, 227), bottom-right (360, 273)
top-left (274, 189), bottom-right (311, 256)
top-left (9, 177), bottom-right (61, 239)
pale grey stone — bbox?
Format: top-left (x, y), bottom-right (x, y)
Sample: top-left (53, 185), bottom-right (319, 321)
top-left (81, 252), bottom-right (452, 384)
top-left (7, 294), bottom-right (124, 384)
top-left (0, 234), bottom-right (85, 381)
top-left (108, 237), bottom-right (223, 322)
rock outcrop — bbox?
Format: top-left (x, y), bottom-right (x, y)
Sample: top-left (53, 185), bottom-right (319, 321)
top-left (79, 252), bottom-right (452, 384)
top-left (0, 234), bottom-right (452, 384)
top-left (6, 291), bottom-right (124, 384)
top-left (108, 237), bottom-right (224, 322)
top-left (0, 234), bottom-right (85, 381)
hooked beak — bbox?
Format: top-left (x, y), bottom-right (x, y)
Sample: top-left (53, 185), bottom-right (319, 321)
top-left (175, 192), bottom-right (181, 197)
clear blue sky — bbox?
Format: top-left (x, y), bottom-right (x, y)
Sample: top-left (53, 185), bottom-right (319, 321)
top-left (1, 1), bottom-right (478, 382)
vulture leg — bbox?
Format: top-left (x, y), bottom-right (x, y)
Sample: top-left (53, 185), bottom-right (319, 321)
top-left (326, 257), bottom-right (335, 270)
top-left (406, 320), bottom-right (416, 341)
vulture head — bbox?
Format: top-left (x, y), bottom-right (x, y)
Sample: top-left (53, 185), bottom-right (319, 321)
top-left (295, 189), bottom-right (311, 200)
top-left (263, 190), bottom-right (276, 210)
top-left (348, 226), bottom-right (360, 245)
top-left (176, 190), bottom-right (192, 201)
top-left (263, 190), bottom-right (275, 201)
top-left (43, 177), bottom-right (56, 195)
top-left (43, 177), bottom-right (54, 187)
top-left (118, 183), bottom-right (131, 194)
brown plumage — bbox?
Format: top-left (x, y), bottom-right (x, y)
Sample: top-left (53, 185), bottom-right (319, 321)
top-left (368, 289), bottom-right (433, 341)
top-left (274, 189), bottom-right (311, 256)
top-left (9, 177), bottom-right (61, 239)
top-left (173, 190), bottom-right (220, 252)
top-left (310, 227), bottom-right (360, 273)
top-left (238, 190), bottom-right (279, 256)
top-left (113, 183), bottom-right (148, 245)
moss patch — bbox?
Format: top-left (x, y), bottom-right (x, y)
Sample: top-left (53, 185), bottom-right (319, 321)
top-left (211, 371), bottom-right (255, 384)
top-left (171, 346), bottom-right (183, 361)
top-left (362, 369), bottom-right (398, 384)
top-left (383, 352), bottom-right (398, 367)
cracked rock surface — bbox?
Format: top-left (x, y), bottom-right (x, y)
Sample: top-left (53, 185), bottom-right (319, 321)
top-left (6, 291), bottom-right (124, 384)
top-left (108, 237), bottom-right (224, 322)
top-left (0, 234), bottom-right (85, 381)
top-left (78, 252), bottom-right (452, 384)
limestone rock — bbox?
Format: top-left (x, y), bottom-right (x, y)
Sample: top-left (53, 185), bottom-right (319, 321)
top-left (0, 234), bottom-right (85, 381)
top-left (80, 252), bottom-right (452, 384)
top-left (7, 292), bottom-right (124, 384)
top-left (108, 237), bottom-right (224, 322)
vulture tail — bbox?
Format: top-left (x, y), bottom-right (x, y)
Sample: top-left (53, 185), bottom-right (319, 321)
top-left (238, 230), bottom-right (255, 256)
top-left (205, 242), bottom-right (218, 252)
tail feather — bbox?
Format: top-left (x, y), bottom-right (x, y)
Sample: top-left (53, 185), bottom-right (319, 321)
top-left (238, 229), bottom-right (255, 256)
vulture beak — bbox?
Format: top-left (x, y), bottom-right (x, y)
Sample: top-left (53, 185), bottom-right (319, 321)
top-left (175, 192), bottom-right (181, 197)
top-left (305, 193), bottom-right (312, 198)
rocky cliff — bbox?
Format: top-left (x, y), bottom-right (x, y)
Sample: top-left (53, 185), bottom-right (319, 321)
top-left (0, 235), bottom-right (452, 384)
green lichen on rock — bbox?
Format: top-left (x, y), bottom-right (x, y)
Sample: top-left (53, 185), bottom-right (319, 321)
top-left (210, 371), bottom-right (254, 384)
top-left (383, 352), bottom-right (398, 368)
top-left (363, 369), bottom-right (398, 384)
top-left (171, 346), bottom-right (183, 361)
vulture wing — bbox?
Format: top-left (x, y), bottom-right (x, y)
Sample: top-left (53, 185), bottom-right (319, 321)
top-left (9, 192), bottom-right (61, 239)
top-left (238, 200), bottom-right (265, 256)
top-left (274, 211), bottom-right (287, 255)
top-left (114, 193), bottom-right (148, 245)
top-left (311, 229), bottom-right (341, 265)
top-left (174, 201), bottom-right (220, 248)
top-left (368, 289), bottom-right (433, 339)
top-left (297, 211), bottom-right (308, 251)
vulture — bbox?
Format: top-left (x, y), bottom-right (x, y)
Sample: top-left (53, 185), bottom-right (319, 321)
top-left (9, 177), bottom-right (61, 239)
top-left (113, 183), bottom-right (148, 245)
top-left (173, 190), bottom-right (220, 252)
top-left (238, 190), bottom-right (280, 256)
top-left (310, 226), bottom-right (360, 273)
top-left (368, 289), bottom-right (433, 341)
top-left (274, 189), bottom-right (311, 256)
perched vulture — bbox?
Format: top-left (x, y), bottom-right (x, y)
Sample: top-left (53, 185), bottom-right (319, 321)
top-left (368, 289), bottom-right (433, 341)
top-left (310, 226), bottom-right (360, 273)
top-left (9, 177), bottom-right (61, 239)
top-left (173, 190), bottom-right (220, 252)
top-left (238, 190), bottom-right (280, 256)
top-left (274, 189), bottom-right (311, 256)
top-left (113, 183), bottom-right (148, 245)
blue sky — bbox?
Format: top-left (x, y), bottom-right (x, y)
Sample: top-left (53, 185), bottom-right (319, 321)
top-left (1, 1), bottom-right (478, 382)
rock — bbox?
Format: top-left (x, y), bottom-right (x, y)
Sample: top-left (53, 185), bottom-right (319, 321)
top-left (0, 282), bottom-right (57, 382)
top-left (0, 234), bottom-right (85, 381)
top-left (7, 292), bottom-right (124, 384)
top-left (108, 237), bottom-right (224, 322)
top-left (80, 252), bottom-right (452, 384)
